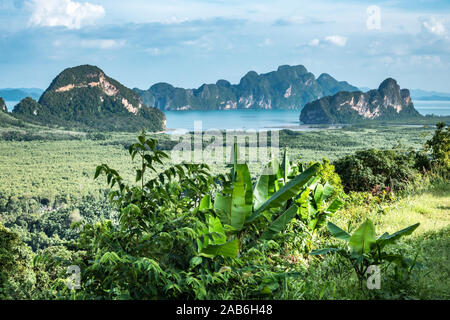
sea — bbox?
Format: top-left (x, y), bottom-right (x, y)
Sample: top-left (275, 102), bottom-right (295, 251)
top-left (4, 100), bottom-right (450, 132)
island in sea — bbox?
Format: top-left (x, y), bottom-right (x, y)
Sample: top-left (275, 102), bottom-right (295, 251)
top-left (300, 78), bottom-right (421, 124)
top-left (10, 65), bottom-right (166, 132)
top-left (134, 65), bottom-right (359, 111)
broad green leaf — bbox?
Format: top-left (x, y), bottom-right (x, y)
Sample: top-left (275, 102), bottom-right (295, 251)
top-left (230, 181), bottom-right (252, 231)
top-left (253, 173), bottom-right (270, 210)
top-left (326, 198), bottom-right (343, 213)
top-left (214, 180), bottom-right (252, 232)
top-left (207, 214), bottom-right (227, 244)
top-left (322, 182), bottom-right (334, 202)
top-left (376, 223), bottom-right (420, 249)
top-left (314, 183), bottom-right (324, 205)
top-left (214, 193), bottom-right (232, 226)
top-left (199, 195), bottom-right (212, 211)
top-left (260, 204), bottom-right (298, 240)
top-left (349, 219), bottom-right (376, 255)
top-left (248, 163), bottom-right (320, 223)
top-left (253, 163), bottom-right (281, 210)
top-left (327, 221), bottom-right (351, 241)
top-left (235, 163), bottom-right (253, 206)
top-left (200, 239), bottom-right (239, 258)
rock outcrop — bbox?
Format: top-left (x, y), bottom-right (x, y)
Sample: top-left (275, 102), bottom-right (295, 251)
top-left (300, 78), bottom-right (421, 124)
top-left (135, 65), bottom-right (359, 111)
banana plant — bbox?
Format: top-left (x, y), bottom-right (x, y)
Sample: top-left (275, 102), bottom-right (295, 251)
top-left (310, 219), bottom-right (420, 288)
top-left (198, 143), bottom-right (321, 259)
top-left (297, 182), bottom-right (343, 251)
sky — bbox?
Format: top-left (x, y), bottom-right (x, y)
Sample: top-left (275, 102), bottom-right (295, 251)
top-left (0, 0), bottom-right (449, 92)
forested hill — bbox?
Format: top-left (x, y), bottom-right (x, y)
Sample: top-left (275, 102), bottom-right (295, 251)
top-left (12, 65), bottom-right (166, 132)
top-left (300, 78), bottom-right (422, 124)
top-left (134, 65), bottom-right (359, 111)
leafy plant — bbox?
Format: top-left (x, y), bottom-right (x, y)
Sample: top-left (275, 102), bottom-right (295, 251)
top-left (297, 182), bottom-right (343, 252)
top-left (310, 219), bottom-right (420, 288)
top-left (425, 122), bottom-right (449, 172)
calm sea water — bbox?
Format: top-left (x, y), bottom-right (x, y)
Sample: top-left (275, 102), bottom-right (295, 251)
top-left (165, 100), bottom-right (450, 131)
top-left (4, 100), bottom-right (450, 132)
top-left (414, 100), bottom-right (450, 116)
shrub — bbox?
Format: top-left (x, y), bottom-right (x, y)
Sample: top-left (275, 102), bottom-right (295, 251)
top-left (333, 149), bottom-right (423, 192)
top-left (425, 122), bottom-right (449, 174)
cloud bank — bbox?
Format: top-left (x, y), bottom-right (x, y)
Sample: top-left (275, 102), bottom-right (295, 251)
top-left (29, 0), bottom-right (105, 29)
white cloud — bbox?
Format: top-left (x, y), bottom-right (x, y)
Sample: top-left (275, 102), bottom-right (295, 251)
top-left (324, 35), bottom-right (347, 47)
top-left (422, 17), bottom-right (446, 36)
top-left (308, 38), bottom-right (320, 46)
top-left (29, 0), bottom-right (105, 29)
top-left (80, 39), bottom-right (125, 49)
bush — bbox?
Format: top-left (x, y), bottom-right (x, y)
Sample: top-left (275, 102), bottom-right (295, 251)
top-left (333, 149), bottom-right (424, 192)
top-left (425, 122), bottom-right (449, 174)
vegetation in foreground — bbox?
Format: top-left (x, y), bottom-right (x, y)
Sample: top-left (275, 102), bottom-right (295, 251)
top-left (0, 123), bottom-right (448, 300)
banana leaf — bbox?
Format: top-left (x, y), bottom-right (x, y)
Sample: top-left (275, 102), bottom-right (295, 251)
top-left (260, 204), bottom-right (298, 240)
top-left (349, 219), bottom-right (377, 255)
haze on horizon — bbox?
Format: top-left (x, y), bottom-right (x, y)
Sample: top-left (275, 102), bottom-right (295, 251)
top-left (0, 0), bottom-right (449, 92)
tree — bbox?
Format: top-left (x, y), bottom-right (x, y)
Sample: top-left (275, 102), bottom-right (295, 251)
top-left (425, 122), bottom-right (449, 172)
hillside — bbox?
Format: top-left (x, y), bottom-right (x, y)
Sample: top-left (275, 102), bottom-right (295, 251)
top-left (12, 65), bottom-right (166, 132)
top-left (135, 65), bottom-right (358, 110)
top-left (300, 78), bottom-right (422, 124)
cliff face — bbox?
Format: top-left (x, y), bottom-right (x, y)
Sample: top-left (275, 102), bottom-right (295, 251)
top-left (300, 78), bottom-right (421, 124)
top-left (135, 65), bottom-right (359, 110)
top-left (13, 65), bottom-right (166, 132)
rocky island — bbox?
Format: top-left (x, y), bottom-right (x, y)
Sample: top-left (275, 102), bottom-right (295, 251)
top-left (135, 65), bottom-right (358, 111)
top-left (300, 78), bottom-right (421, 124)
top-left (12, 65), bottom-right (166, 132)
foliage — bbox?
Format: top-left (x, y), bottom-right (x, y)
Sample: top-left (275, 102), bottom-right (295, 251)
top-left (425, 122), bottom-right (450, 173)
top-left (78, 130), bottom-right (221, 299)
top-left (74, 132), bottom-right (341, 299)
top-left (0, 123), bottom-right (447, 300)
top-left (310, 219), bottom-right (420, 288)
top-left (0, 223), bottom-right (36, 299)
top-left (333, 148), bottom-right (427, 192)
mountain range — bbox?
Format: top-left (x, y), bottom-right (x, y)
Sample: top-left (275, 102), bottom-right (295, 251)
top-left (0, 88), bottom-right (43, 101)
top-left (134, 65), bottom-right (359, 110)
top-left (301, 78), bottom-right (421, 124)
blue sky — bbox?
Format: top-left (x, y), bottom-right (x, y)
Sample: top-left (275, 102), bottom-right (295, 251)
top-left (0, 0), bottom-right (449, 92)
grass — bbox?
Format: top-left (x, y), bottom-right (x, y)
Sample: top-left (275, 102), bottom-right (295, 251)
top-left (300, 180), bottom-right (450, 300)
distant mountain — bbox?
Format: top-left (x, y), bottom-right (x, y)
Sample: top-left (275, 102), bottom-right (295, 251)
top-left (13, 65), bottom-right (166, 132)
top-left (301, 78), bottom-right (421, 124)
top-left (409, 89), bottom-right (450, 101)
top-left (135, 65), bottom-right (359, 110)
top-left (360, 87), bottom-right (450, 101)
top-left (0, 88), bottom-right (43, 101)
